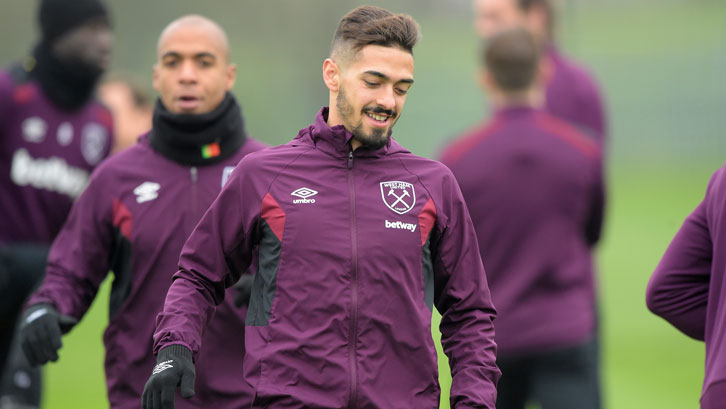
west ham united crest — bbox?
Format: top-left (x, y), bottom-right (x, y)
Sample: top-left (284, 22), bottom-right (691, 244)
top-left (380, 181), bottom-right (415, 215)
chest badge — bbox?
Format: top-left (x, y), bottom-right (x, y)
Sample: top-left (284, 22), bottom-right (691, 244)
top-left (380, 181), bottom-right (415, 215)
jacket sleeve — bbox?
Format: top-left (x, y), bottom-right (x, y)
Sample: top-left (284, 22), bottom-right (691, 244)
top-left (585, 152), bottom-right (606, 247)
top-left (645, 169), bottom-right (721, 341)
top-left (26, 169), bottom-right (114, 323)
top-left (153, 159), bottom-right (260, 360)
top-left (432, 169), bottom-right (500, 408)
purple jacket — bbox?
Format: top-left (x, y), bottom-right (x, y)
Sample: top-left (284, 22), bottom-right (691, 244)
top-left (647, 164), bottom-right (726, 409)
top-left (154, 107), bottom-right (500, 408)
top-left (546, 47), bottom-right (607, 145)
top-left (0, 67), bottom-right (113, 245)
top-left (28, 134), bottom-right (267, 409)
top-left (440, 106), bottom-right (604, 356)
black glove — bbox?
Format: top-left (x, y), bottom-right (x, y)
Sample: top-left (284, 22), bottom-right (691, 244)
top-left (20, 303), bottom-right (77, 366)
top-left (142, 344), bottom-right (195, 409)
top-left (233, 274), bottom-right (255, 308)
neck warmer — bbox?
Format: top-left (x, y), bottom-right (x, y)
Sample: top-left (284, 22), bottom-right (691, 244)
top-left (30, 43), bottom-right (103, 111)
top-left (149, 92), bottom-right (246, 166)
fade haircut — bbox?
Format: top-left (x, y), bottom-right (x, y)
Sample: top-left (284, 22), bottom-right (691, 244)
top-left (330, 6), bottom-right (420, 63)
top-left (483, 27), bottom-right (540, 91)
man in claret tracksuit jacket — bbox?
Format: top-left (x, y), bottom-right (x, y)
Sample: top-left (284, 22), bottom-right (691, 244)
top-left (440, 29), bottom-right (604, 409)
top-left (20, 16), bottom-right (266, 409)
top-left (143, 6), bottom-right (500, 409)
top-left (0, 0), bottom-right (113, 406)
top-left (647, 165), bottom-right (726, 409)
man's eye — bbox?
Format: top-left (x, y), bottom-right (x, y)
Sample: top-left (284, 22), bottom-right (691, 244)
top-left (395, 88), bottom-right (409, 95)
top-left (163, 60), bottom-right (178, 68)
top-left (364, 80), bottom-right (379, 87)
top-left (198, 60), bottom-right (213, 68)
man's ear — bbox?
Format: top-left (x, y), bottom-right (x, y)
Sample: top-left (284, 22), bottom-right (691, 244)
top-left (322, 58), bottom-right (340, 92)
top-left (225, 63), bottom-right (237, 90)
top-left (536, 56), bottom-right (553, 86)
top-left (152, 63), bottom-right (160, 92)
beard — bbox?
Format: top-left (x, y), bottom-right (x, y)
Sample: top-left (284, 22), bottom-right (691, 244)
top-left (336, 86), bottom-right (395, 151)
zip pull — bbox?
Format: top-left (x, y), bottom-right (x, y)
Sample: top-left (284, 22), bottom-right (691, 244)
top-left (347, 151), bottom-right (354, 170)
top-left (190, 166), bottom-right (198, 183)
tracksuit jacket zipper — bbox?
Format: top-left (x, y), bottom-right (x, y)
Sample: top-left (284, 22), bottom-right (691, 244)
top-left (190, 166), bottom-right (198, 233)
top-left (347, 149), bottom-right (359, 409)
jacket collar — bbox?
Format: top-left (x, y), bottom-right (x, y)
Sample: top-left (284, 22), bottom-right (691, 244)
top-left (293, 107), bottom-right (405, 160)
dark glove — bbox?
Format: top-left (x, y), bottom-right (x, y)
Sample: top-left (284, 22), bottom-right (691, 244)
top-left (20, 303), bottom-right (77, 366)
top-left (142, 344), bottom-right (196, 409)
top-left (233, 274), bottom-right (255, 308)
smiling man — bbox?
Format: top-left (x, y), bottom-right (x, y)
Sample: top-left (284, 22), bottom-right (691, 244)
top-left (143, 6), bottom-right (500, 409)
top-left (20, 15), bottom-right (266, 409)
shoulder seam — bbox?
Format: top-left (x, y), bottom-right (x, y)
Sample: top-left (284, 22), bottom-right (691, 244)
top-left (535, 113), bottom-right (600, 158)
top-left (397, 157), bottom-right (445, 233)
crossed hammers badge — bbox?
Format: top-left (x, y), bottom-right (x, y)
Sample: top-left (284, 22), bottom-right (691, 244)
top-left (380, 181), bottom-right (416, 215)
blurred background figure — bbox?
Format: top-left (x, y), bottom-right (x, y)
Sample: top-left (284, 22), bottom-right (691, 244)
top-left (474, 0), bottom-right (607, 144)
top-left (441, 27), bottom-right (604, 409)
top-left (0, 0), bottom-right (113, 408)
top-left (98, 75), bottom-right (153, 153)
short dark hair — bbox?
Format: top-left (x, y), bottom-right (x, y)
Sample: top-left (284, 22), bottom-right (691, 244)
top-left (483, 28), bottom-right (540, 91)
top-left (330, 6), bottom-right (420, 60)
top-left (516, 0), bottom-right (555, 33)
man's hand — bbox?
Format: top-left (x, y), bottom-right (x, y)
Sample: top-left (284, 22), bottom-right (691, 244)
top-left (20, 303), bottom-right (77, 366)
top-left (142, 344), bottom-right (195, 409)
top-left (233, 274), bottom-right (255, 308)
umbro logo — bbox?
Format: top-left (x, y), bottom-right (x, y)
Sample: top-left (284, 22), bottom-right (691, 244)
top-left (152, 360), bottom-right (174, 375)
top-left (291, 187), bottom-right (317, 204)
top-left (134, 182), bottom-right (160, 204)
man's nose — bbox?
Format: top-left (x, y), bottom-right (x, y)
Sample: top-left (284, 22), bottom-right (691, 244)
top-left (376, 87), bottom-right (396, 111)
top-left (178, 61), bottom-right (197, 83)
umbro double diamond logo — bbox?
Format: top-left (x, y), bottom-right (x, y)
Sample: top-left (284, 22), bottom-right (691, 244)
top-left (152, 360), bottom-right (173, 375)
top-left (291, 187), bottom-right (318, 204)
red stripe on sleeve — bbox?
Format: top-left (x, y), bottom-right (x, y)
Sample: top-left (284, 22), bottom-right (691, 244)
top-left (418, 198), bottom-right (437, 246)
top-left (535, 113), bottom-right (600, 158)
top-left (261, 193), bottom-right (286, 242)
top-left (112, 198), bottom-right (133, 238)
top-left (440, 119), bottom-right (504, 165)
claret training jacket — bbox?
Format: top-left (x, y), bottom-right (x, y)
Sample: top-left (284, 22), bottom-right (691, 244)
top-left (154, 107), bottom-right (501, 409)
top-left (29, 127), bottom-right (267, 409)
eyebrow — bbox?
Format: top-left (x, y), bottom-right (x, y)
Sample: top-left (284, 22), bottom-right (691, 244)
top-left (363, 70), bottom-right (414, 85)
top-left (161, 51), bottom-right (217, 61)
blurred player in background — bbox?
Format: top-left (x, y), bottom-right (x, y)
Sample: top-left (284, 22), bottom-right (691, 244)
top-left (142, 6), bottom-right (500, 409)
top-left (474, 0), bottom-right (607, 144)
top-left (647, 166), bottom-right (726, 409)
top-left (0, 0), bottom-right (113, 407)
top-left (99, 76), bottom-right (153, 153)
top-left (440, 28), bottom-right (604, 409)
top-left (19, 15), bottom-right (266, 409)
